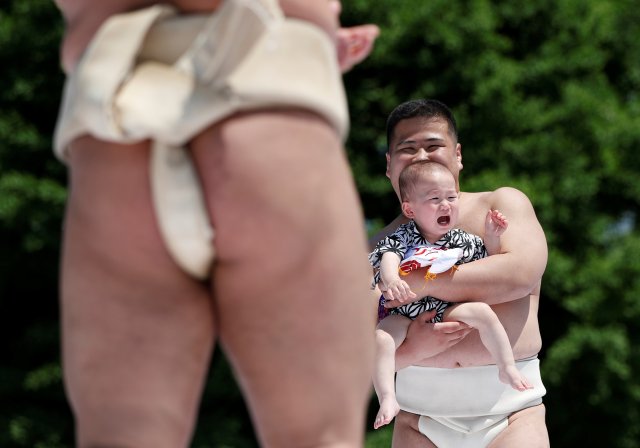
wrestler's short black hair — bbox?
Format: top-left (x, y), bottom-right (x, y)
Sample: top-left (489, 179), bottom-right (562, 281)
top-left (386, 99), bottom-right (458, 149)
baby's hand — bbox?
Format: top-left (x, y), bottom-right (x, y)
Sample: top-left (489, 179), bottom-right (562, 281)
top-left (382, 278), bottom-right (417, 304)
top-left (485, 209), bottom-right (508, 237)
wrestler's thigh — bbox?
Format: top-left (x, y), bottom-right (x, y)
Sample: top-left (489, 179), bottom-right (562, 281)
top-left (61, 138), bottom-right (215, 447)
top-left (191, 110), bottom-right (376, 447)
top-left (392, 411), bottom-right (436, 448)
top-left (489, 404), bottom-right (549, 447)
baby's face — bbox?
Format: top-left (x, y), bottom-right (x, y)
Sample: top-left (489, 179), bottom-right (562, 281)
top-left (402, 170), bottom-right (459, 242)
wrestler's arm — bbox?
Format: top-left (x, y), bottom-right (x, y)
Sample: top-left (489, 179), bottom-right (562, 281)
top-left (279, 1), bottom-right (378, 73)
top-left (386, 187), bottom-right (547, 306)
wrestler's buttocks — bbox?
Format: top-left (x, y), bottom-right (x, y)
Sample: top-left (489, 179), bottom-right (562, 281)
top-left (53, 0), bottom-right (350, 279)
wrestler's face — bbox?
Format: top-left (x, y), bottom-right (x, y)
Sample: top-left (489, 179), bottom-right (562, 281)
top-left (401, 170), bottom-right (459, 243)
top-left (386, 117), bottom-right (462, 201)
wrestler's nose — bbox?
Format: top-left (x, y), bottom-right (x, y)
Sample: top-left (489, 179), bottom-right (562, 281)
top-left (414, 148), bottom-right (429, 161)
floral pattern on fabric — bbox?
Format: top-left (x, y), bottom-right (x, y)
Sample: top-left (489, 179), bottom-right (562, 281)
top-left (370, 221), bottom-right (488, 322)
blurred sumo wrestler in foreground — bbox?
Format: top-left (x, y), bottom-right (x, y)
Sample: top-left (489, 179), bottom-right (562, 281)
top-left (52, 0), bottom-right (379, 446)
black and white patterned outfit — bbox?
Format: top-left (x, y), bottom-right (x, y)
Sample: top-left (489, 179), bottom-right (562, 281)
top-left (369, 221), bottom-right (488, 322)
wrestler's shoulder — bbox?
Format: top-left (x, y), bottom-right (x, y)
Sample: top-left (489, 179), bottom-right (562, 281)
top-left (491, 186), bottom-right (531, 200)
top-left (467, 187), bottom-right (533, 209)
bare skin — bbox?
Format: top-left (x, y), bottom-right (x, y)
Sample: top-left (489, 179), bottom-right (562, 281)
top-left (56, 1), bottom-right (378, 446)
top-left (54, 0), bottom-right (378, 74)
top-left (442, 302), bottom-right (532, 391)
top-left (375, 116), bottom-right (549, 446)
top-left (372, 168), bottom-right (530, 430)
top-left (391, 405), bottom-right (548, 448)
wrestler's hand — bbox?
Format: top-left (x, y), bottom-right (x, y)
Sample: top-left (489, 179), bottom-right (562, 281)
top-left (395, 310), bottom-right (473, 370)
top-left (336, 24), bottom-right (379, 72)
top-left (329, 0), bottom-right (380, 73)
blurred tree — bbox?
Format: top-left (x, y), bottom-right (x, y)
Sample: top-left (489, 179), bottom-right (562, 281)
top-left (0, 0), bottom-right (70, 446)
top-left (340, 0), bottom-right (640, 446)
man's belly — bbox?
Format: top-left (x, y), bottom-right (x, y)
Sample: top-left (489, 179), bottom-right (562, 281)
top-left (414, 299), bottom-right (543, 368)
top-left (414, 330), bottom-right (542, 368)
top-left (415, 333), bottom-right (494, 368)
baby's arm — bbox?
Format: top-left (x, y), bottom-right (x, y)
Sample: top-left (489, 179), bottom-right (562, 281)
top-left (484, 209), bottom-right (509, 256)
top-left (379, 252), bottom-right (417, 303)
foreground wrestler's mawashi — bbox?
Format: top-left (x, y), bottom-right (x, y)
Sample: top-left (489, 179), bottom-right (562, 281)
top-left (395, 356), bottom-right (546, 448)
top-left (54, 0), bottom-right (349, 279)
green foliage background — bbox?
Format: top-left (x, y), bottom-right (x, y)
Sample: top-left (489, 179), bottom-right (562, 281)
top-left (1, 0), bottom-right (638, 446)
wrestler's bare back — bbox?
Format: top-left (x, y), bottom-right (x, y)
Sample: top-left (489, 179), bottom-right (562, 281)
top-left (411, 190), bottom-right (543, 369)
top-left (55, 0), bottom-right (335, 73)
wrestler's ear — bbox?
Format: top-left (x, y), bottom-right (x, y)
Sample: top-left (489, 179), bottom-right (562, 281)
top-left (401, 201), bottom-right (414, 219)
top-left (385, 152), bottom-right (391, 178)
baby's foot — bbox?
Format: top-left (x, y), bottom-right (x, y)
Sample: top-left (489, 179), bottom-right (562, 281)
top-left (499, 365), bottom-right (534, 391)
top-left (374, 397), bottom-right (400, 429)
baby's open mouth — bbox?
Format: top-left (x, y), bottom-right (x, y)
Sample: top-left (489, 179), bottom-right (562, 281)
top-left (437, 216), bottom-right (450, 225)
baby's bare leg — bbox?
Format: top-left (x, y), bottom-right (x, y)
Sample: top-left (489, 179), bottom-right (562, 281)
top-left (443, 303), bottom-right (532, 391)
top-left (191, 110), bottom-right (376, 447)
top-left (373, 314), bottom-right (411, 429)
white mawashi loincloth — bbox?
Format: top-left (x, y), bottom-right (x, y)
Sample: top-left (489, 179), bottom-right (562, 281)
top-left (54, 0), bottom-right (349, 279)
top-left (396, 356), bottom-right (546, 448)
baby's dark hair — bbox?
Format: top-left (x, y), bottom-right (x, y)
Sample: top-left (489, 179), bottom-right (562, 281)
top-left (386, 99), bottom-right (458, 149)
top-left (399, 161), bottom-right (454, 202)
